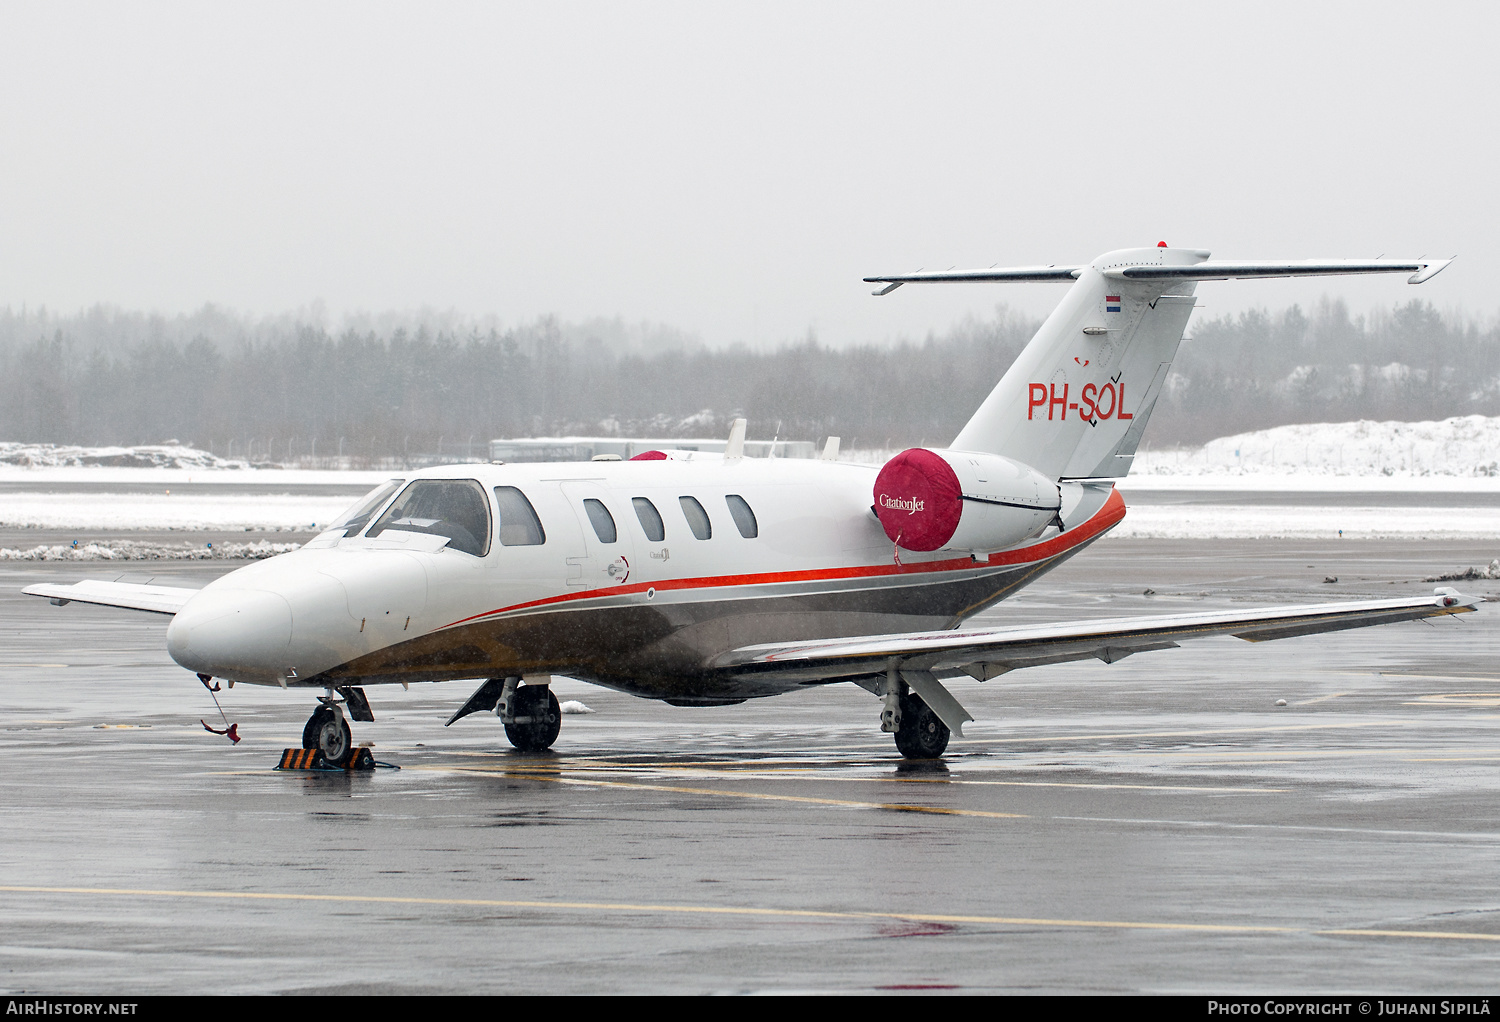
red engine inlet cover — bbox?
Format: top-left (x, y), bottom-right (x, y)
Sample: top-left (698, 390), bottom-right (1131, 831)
top-left (873, 448), bottom-right (963, 551)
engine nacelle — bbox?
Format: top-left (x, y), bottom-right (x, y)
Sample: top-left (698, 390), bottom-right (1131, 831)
top-left (874, 448), bottom-right (1061, 553)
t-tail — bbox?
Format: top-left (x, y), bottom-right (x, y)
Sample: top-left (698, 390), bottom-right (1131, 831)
top-left (866, 246), bottom-right (1452, 482)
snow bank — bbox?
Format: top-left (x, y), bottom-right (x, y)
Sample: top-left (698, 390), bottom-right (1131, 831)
top-left (1109, 504), bottom-right (1500, 541)
top-left (1133, 415), bottom-right (1500, 479)
top-left (0, 442), bottom-right (249, 470)
top-left (0, 539), bottom-right (299, 561)
top-left (0, 492), bottom-right (347, 531)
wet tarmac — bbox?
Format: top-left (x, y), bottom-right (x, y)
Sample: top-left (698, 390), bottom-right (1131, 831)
top-left (3, 537), bottom-right (1500, 993)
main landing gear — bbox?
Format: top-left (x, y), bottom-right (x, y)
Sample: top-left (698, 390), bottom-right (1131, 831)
top-left (302, 687), bottom-right (375, 767)
top-left (894, 692), bottom-right (950, 759)
top-left (503, 683), bottom-right (561, 753)
top-left (879, 673), bottom-right (951, 759)
top-left (445, 676), bottom-right (561, 753)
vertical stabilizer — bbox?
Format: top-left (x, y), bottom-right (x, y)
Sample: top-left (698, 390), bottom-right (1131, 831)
top-left (950, 247), bottom-right (1202, 479)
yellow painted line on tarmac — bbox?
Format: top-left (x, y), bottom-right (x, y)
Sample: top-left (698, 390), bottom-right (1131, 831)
top-left (412, 765), bottom-right (1027, 819)
top-left (1065, 746), bottom-right (1500, 762)
top-left (1321, 928), bottom-right (1500, 942)
top-left (1405, 693), bottom-right (1500, 707)
top-left (4, 884), bottom-right (1500, 944)
top-left (554, 766), bottom-right (1286, 795)
top-left (443, 753), bottom-right (1284, 792)
top-left (992, 720), bottom-right (1397, 743)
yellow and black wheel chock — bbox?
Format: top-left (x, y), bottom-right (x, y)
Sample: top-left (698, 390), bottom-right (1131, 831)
top-left (276, 747), bottom-right (391, 771)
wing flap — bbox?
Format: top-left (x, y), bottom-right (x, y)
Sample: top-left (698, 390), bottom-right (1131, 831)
top-left (22, 579), bottom-right (200, 616)
top-left (714, 590), bottom-right (1477, 682)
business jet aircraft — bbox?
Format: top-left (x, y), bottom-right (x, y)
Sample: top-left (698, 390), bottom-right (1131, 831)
top-left (26, 245), bottom-right (1471, 763)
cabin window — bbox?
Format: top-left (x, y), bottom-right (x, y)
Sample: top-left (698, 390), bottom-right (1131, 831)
top-left (725, 494), bottom-right (758, 539)
top-left (583, 498), bottom-right (617, 543)
top-left (494, 486), bottom-right (547, 546)
top-left (333, 478), bottom-right (404, 536)
top-left (367, 479), bottom-right (491, 556)
top-left (633, 497), bottom-right (665, 542)
top-left (679, 496), bottom-right (711, 540)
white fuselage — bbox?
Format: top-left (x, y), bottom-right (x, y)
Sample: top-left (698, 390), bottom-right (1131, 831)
top-left (165, 455), bottom-right (1121, 701)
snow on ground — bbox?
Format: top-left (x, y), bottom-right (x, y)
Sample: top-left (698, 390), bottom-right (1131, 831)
top-left (1131, 415), bottom-right (1500, 480)
top-left (0, 540), bottom-right (299, 561)
top-left (0, 442), bottom-right (249, 471)
top-left (1108, 504), bottom-right (1500, 541)
top-left (4, 427), bottom-right (1500, 545)
top-left (0, 492), bottom-right (348, 532)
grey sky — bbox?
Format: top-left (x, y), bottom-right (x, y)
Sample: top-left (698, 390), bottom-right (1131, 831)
top-left (1, 1), bottom-right (1494, 346)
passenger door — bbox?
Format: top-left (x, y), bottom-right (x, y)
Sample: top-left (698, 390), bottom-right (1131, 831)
top-left (559, 481), bottom-right (636, 590)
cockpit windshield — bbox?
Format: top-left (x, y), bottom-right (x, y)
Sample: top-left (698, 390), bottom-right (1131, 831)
top-left (365, 479), bottom-right (492, 557)
top-left (329, 479), bottom-right (405, 536)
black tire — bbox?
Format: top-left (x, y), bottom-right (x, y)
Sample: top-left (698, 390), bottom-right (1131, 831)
top-left (893, 692), bottom-right (950, 759)
top-left (504, 686), bottom-right (561, 752)
top-left (302, 706), bottom-right (353, 766)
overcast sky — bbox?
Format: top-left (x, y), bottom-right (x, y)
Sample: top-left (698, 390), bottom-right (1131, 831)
top-left (1, 1), bottom-right (1494, 346)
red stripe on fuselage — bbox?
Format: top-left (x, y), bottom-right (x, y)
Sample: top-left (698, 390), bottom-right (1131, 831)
top-left (438, 488), bottom-right (1126, 631)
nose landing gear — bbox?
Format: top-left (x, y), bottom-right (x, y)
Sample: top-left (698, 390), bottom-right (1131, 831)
top-left (303, 695), bottom-right (353, 766)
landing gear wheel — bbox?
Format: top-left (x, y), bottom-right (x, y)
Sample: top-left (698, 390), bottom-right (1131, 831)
top-left (893, 692), bottom-right (949, 759)
top-left (302, 706), bottom-right (353, 766)
top-left (504, 687), bottom-right (561, 753)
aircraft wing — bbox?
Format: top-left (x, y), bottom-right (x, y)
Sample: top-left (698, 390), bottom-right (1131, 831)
top-left (713, 589), bottom-right (1477, 684)
top-left (21, 579), bottom-right (200, 616)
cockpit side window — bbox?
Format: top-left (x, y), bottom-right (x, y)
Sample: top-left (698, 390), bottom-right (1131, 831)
top-left (331, 479), bottom-right (405, 536)
top-left (367, 479), bottom-right (492, 556)
top-left (494, 486), bottom-right (547, 546)
top-left (632, 497), bottom-right (665, 543)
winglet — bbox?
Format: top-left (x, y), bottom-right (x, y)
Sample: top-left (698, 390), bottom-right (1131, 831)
top-left (1409, 257), bottom-right (1454, 284)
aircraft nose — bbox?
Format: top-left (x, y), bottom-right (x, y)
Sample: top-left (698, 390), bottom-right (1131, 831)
top-left (167, 588), bottom-right (293, 681)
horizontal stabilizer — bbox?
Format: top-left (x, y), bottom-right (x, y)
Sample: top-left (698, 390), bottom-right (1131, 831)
top-left (22, 579), bottom-right (200, 616)
top-left (864, 265), bottom-right (1082, 293)
top-left (866, 257), bottom-right (1452, 292)
top-left (1106, 258), bottom-right (1453, 285)
top-left (713, 590), bottom-right (1477, 683)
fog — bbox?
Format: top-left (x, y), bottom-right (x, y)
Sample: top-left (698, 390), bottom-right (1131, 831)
top-left (1, 2), bottom-right (1495, 349)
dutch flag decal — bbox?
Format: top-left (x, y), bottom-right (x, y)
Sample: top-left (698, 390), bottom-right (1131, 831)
top-left (1105, 295), bottom-right (1122, 313)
